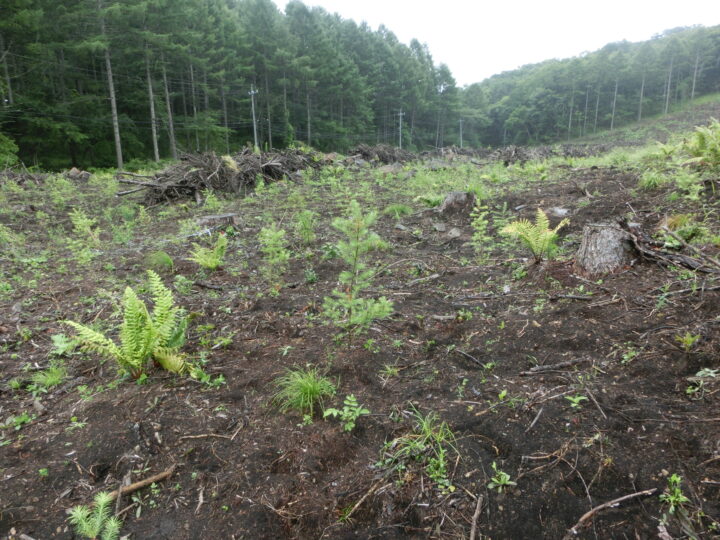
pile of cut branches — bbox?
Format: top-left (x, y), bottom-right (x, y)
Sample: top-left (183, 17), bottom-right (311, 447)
top-left (0, 167), bottom-right (51, 186)
top-left (349, 144), bottom-right (415, 164)
top-left (117, 148), bottom-right (323, 204)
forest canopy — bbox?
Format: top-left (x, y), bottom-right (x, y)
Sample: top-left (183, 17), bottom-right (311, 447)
top-left (0, 0), bottom-right (719, 169)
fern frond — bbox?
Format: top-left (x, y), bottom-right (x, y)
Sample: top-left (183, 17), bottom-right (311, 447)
top-left (119, 286), bottom-right (154, 374)
top-left (147, 270), bottom-right (175, 328)
top-left (534, 208), bottom-right (550, 232)
top-left (154, 348), bottom-right (186, 373)
top-left (501, 209), bottom-right (569, 262)
top-left (63, 321), bottom-right (120, 362)
top-left (164, 314), bottom-right (188, 349)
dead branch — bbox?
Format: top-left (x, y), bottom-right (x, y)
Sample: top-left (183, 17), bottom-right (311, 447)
top-left (453, 348), bottom-right (484, 367)
top-left (563, 488), bottom-right (656, 538)
top-left (107, 465), bottom-right (176, 501)
top-left (520, 357), bottom-right (590, 375)
top-left (661, 226), bottom-right (720, 271)
top-left (469, 494), bottom-right (484, 540)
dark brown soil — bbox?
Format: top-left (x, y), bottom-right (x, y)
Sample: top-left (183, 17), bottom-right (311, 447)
top-left (1, 141), bottom-right (719, 540)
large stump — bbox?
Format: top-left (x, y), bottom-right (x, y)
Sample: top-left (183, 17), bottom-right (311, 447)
top-left (574, 220), bottom-right (635, 276)
top-left (436, 191), bottom-right (477, 216)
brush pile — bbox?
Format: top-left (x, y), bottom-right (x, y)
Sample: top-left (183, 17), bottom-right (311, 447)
top-left (117, 148), bottom-right (324, 204)
top-left (349, 144), bottom-right (415, 164)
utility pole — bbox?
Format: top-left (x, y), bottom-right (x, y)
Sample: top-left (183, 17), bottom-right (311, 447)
top-left (249, 85), bottom-right (259, 151)
top-left (459, 118), bottom-right (464, 148)
top-left (397, 110), bottom-right (405, 149)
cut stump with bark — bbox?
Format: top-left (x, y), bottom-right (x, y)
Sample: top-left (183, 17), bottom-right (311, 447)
top-left (574, 220), bottom-right (635, 276)
top-left (436, 191), bottom-right (477, 216)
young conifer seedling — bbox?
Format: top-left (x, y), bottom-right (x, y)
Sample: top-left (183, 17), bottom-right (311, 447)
top-left (68, 491), bottom-right (123, 540)
top-left (322, 200), bottom-right (393, 339)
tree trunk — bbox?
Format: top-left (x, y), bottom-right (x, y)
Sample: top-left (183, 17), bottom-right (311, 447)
top-left (637, 72), bottom-right (645, 121)
top-left (306, 88), bottom-right (311, 146)
top-left (574, 220), bottom-right (634, 276)
top-left (145, 48), bottom-right (160, 162)
top-left (567, 87), bottom-right (574, 141)
top-left (691, 52), bottom-right (700, 100)
top-left (58, 48), bottom-right (67, 101)
top-left (98, 0), bottom-right (123, 170)
top-left (593, 90), bottom-right (600, 133)
top-left (161, 55), bottom-right (177, 160)
top-left (664, 57), bottom-right (673, 115)
top-left (610, 79), bottom-right (618, 131)
top-left (264, 72), bottom-right (272, 149)
top-left (220, 81), bottom-right (229, 154)
top-left (582, 86), bottom-right (589, 136)
top-left (0, 32), bottom-right (13, 106)
top-left (189, 63), bottom-right (199, 151)
top-left (202, 70), bottom-right (209, 151)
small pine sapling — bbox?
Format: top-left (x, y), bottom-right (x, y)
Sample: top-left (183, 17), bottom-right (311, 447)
top-left (258, 224), bottom-right (291, 293)
top-left (322, 200), bottom-right (393, 339)
top-left (295, 210), bottom-right (317, 245)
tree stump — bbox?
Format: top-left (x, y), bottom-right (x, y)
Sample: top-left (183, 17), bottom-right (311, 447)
top-left (436, 191), bottom-right (477, 216)
top-left (574, 220), bottom-right (635, 276)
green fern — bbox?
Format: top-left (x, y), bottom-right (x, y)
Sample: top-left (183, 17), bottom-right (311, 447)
top-left (68, 491), bottom-right (123, 540)
top-left (65, 271), bottom-right (187, 378)
top-left (683, 118), bottom-right (720, 171)
top-left (189, 233), bottom-right (228, 270)
top-left (501, 208), bottom-right (569, 263)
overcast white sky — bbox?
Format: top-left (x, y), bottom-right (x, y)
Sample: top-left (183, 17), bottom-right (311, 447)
top-left (272, 0), bottom-right (720, 86)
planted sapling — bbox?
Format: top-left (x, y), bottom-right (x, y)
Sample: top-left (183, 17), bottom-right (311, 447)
top-left (322, 200), bottom-right (393, 339)
top-left (258, 224), bottom-right (291, 293)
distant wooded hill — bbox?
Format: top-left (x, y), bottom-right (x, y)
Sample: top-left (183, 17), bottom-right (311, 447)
top-left (0, 1), bottom-right (718, 168)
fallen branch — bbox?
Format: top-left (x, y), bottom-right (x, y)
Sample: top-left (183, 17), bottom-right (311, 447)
top-left (563, 488), bottom-right (656, 538)
top-left (107, 465), bottom-right (176, 501)
top-left (454, 348), bottom-right (484, 367)
top-left (661, 227), bottom-right (720, 271)
top-left (469, 494), bottom-right (484, 540)
top-left (343, 479), bottom-right (388, 522)
top-left (116, 171), bottom-right (155, 179)
top-left (407, 273), bottom-right (441, 287)
top-left (116, 177), bottom-right (164, 188)
top-left (520, 357), bottom-right (590, 375)
top-left (179, 433), bottom-right (231, 441)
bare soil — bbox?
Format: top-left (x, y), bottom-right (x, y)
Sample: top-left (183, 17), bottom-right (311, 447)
top-left (1, 139), bottom-right (719, 539)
